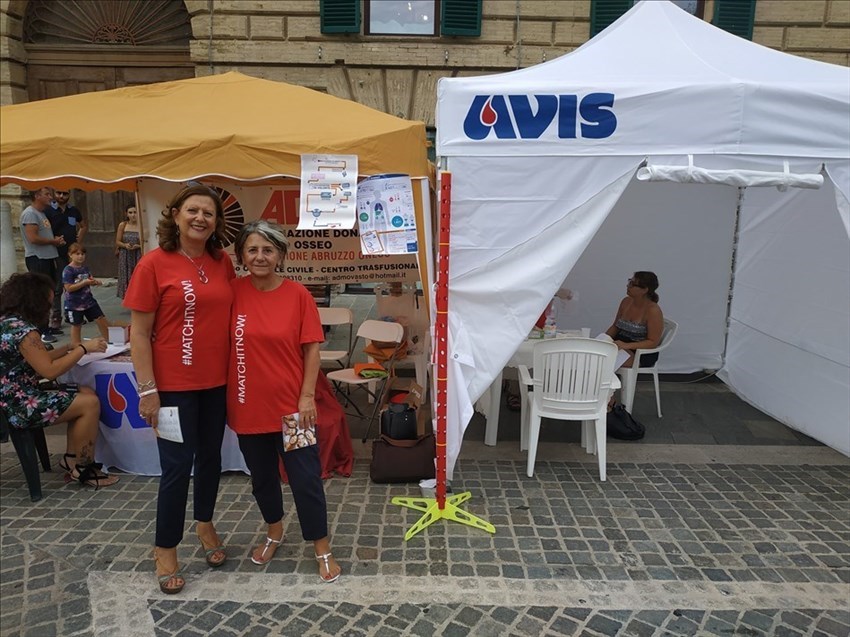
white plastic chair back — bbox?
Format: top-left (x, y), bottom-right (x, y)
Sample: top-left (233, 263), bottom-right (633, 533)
top-left (616, 318), bottom-right (679, 416)
top-left (657, 318), bottom-right (678, 354)
top-left (532, 338), bottom-right (619, 420)
top-left (521, 337), bottom-right (618, 481)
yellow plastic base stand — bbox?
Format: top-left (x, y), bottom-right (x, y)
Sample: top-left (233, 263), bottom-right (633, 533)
top-left (391, 491), bottom-right (496, 541)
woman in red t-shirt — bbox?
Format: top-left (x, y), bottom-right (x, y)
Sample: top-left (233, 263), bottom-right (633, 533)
top-left (227, 220), bottom-right (341, 583)
top-left (124, 185), bottom-right (235, 595)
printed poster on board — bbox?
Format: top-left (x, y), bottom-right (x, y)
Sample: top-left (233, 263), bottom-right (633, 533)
top-left (137, 179), bottom-right (419, 285)
top-left (356, 174), bottom-right (417, 255)
top-left (298, 154), bottom-right (358, 230)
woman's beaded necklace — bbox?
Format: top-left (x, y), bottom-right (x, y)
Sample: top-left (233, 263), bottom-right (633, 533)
top-left (179, 248), bottom-right (209, 284)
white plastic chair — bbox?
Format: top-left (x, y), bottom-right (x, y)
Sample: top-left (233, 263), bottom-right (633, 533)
top-left (616, 318), bottom-right (678, 417)
top-left (518, 338), bottom-right (619, 481)
top-left (317, 307), bottom-right (354, 369)
top-left (326, 319), bottom-right (404, 441)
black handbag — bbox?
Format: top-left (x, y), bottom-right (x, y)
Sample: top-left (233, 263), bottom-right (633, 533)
top-left (380, 403), bottom-right (418, 440)
top-left (370, 434), bottom-right (435, 483)
top-left (606, 404), bottom-right (645, 440)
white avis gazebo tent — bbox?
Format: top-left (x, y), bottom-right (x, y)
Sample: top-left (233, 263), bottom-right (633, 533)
top-left (436, 0), bottom-right (850, 475)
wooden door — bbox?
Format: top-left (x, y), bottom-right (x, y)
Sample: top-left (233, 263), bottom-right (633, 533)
top-left (26, 65), bottom-right (193, 276)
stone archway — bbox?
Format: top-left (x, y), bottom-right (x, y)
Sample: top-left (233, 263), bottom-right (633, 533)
top-left (10, 0), bottom-right (196, 276)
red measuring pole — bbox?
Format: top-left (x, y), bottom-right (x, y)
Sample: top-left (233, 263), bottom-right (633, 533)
top-left (434, 172), bottom-right (452, 510)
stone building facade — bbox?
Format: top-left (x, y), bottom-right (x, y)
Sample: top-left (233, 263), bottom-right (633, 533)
top-left (2, 1), bottom-right (848, 115)
top-left (0, 0), bottom-right (848, 273)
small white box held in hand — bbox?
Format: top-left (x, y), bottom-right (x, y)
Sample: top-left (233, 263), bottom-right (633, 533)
top-left (108, 326), bottom-right (129, 346)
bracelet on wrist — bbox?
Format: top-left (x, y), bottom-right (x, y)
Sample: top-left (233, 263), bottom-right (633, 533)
top-left (137, 380), bottom-right (157, 391)
top-left (78, 344), bottom-right (88, 355)
top-left (138, 389), bottom-right (159, 398)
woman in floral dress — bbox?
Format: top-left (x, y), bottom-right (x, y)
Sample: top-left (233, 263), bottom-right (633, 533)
top-left (0, 272), bottom-right (117, 488)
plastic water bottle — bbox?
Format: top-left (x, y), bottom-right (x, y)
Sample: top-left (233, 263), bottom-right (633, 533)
top-left (543, 301), bottom-right (557, 338)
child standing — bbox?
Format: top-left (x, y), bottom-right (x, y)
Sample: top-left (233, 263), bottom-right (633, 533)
top-left (62, 243), bottom-right (110, 347)
top-left (115, 204), bottom-right (143, 299)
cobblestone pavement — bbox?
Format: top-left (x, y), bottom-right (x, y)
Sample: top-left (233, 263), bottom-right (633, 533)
top-left (2, 441), bottom-right (848, 637)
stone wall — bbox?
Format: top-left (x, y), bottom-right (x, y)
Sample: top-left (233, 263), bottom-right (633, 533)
top-left (177, 0), bottom-right (850, 126)
top-left (1, 0), bottom-right (848, 112)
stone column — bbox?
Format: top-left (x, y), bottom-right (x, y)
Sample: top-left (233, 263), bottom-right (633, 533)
top-left (0, 200), bottom-right (18, 280)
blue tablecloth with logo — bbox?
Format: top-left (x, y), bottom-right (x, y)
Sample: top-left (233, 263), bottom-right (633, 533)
top-left (66, 357), bottom-right (248, 476)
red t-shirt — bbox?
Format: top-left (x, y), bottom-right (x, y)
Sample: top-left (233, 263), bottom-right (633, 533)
top-left (227, 277), bottom-right (325, 434)
top-left (123, 247), bottom-right (235, 391)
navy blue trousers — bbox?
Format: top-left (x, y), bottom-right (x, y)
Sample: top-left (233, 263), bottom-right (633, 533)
top-left (155, 386), bottom-right (226, 548)
top-left (237, 432), bottom-right (328, 541)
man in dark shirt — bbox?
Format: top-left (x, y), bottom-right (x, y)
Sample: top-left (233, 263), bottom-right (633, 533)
top-left (47, 189), bottom-right (86, 331)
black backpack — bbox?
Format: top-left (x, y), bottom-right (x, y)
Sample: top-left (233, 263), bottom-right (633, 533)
top-left (380, 403), bottom-right (418, 440)
top-left (607, 404), bottom-right (645, 440)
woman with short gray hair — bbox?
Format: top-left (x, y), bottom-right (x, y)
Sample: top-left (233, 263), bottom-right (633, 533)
top-left (226, 220), bottom-right (341, 583)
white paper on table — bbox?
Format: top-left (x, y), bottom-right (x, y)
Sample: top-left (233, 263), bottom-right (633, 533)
top-left (77, 344), bottom-right (129, 366)
top-left (595, 333), bottom-right (631, 369)
top-left (155, 407), bottom-right (184, 443)
top-left (298, 154), bottom-right (358, 230)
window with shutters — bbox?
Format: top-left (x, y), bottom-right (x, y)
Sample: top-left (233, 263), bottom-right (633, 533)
top-left (590, 0), bottom-right (706, 38)
top-left (713, 0), bottom-right (756, 40)
top-left (320, 0), bottom-right (361, 34)
top-left (321, 0), bottom-right (481, 37)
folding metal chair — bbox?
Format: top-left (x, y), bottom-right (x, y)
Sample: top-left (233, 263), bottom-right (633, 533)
top-left (326, 319), bottom-right (404, 442)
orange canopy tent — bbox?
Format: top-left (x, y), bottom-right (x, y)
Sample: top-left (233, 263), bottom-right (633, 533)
top-left (0, 71), bottom-right (435, 289)
top-left (0, 71), bottom-right (431, 191)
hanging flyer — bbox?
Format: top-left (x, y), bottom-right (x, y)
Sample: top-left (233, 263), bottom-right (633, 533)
top-left (356, 174), bottom-right (417, 255)
top-left (299, 154), bottom-right (358, 230)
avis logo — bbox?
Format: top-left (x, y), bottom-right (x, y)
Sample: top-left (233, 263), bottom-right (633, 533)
top-left (95, 373), bottom-right (148, 430)
top-left (463, 94), bottom-right (617, 140)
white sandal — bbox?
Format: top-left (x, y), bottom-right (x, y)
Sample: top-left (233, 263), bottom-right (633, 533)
top-left (316, 552), bottom-right (341, 583)
top-left (250, 536), bottom-right (282, 565)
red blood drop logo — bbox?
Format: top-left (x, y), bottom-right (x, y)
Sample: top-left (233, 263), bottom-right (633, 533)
top-left (108, 376), bottom-right (127, 412)
top-left (481, 98), bottom-right (497, 126)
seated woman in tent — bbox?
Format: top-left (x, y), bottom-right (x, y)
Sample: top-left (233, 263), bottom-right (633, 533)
top-left (604, 271), bottom-right (664, 370)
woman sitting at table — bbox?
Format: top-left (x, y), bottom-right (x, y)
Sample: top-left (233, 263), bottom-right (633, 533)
top-left (605, 271), bottom-right (663, 370)
top-left (226, 220), bottom-right (341, 583)
top-left (0, 272), bottom-right (117, 488)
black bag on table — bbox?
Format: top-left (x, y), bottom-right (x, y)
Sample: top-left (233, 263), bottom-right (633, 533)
top-left (607, 404), bottom-right (645, 440)
top-left (380, 403), bottom-right (418, 440)
top-left (370, 434), bottom-right (435, 483)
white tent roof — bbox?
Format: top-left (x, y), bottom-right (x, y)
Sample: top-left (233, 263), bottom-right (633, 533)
top-left (438, 0), bottom-right (850, 159)
top-left (436, 1), bottom-right (850, 476)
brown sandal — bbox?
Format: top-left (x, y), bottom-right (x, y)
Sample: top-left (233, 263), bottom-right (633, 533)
top-left (154, 548), bottom-right (185, 595)
top-left (197, 529), bottom-right (227, 568)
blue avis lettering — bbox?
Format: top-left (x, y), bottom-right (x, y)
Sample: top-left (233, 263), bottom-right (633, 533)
top-left (463, 93), bottom-right (617, 140)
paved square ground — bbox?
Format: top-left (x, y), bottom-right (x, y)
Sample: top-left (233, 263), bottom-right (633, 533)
top-left (2, 284), bottom-right (848, 636)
